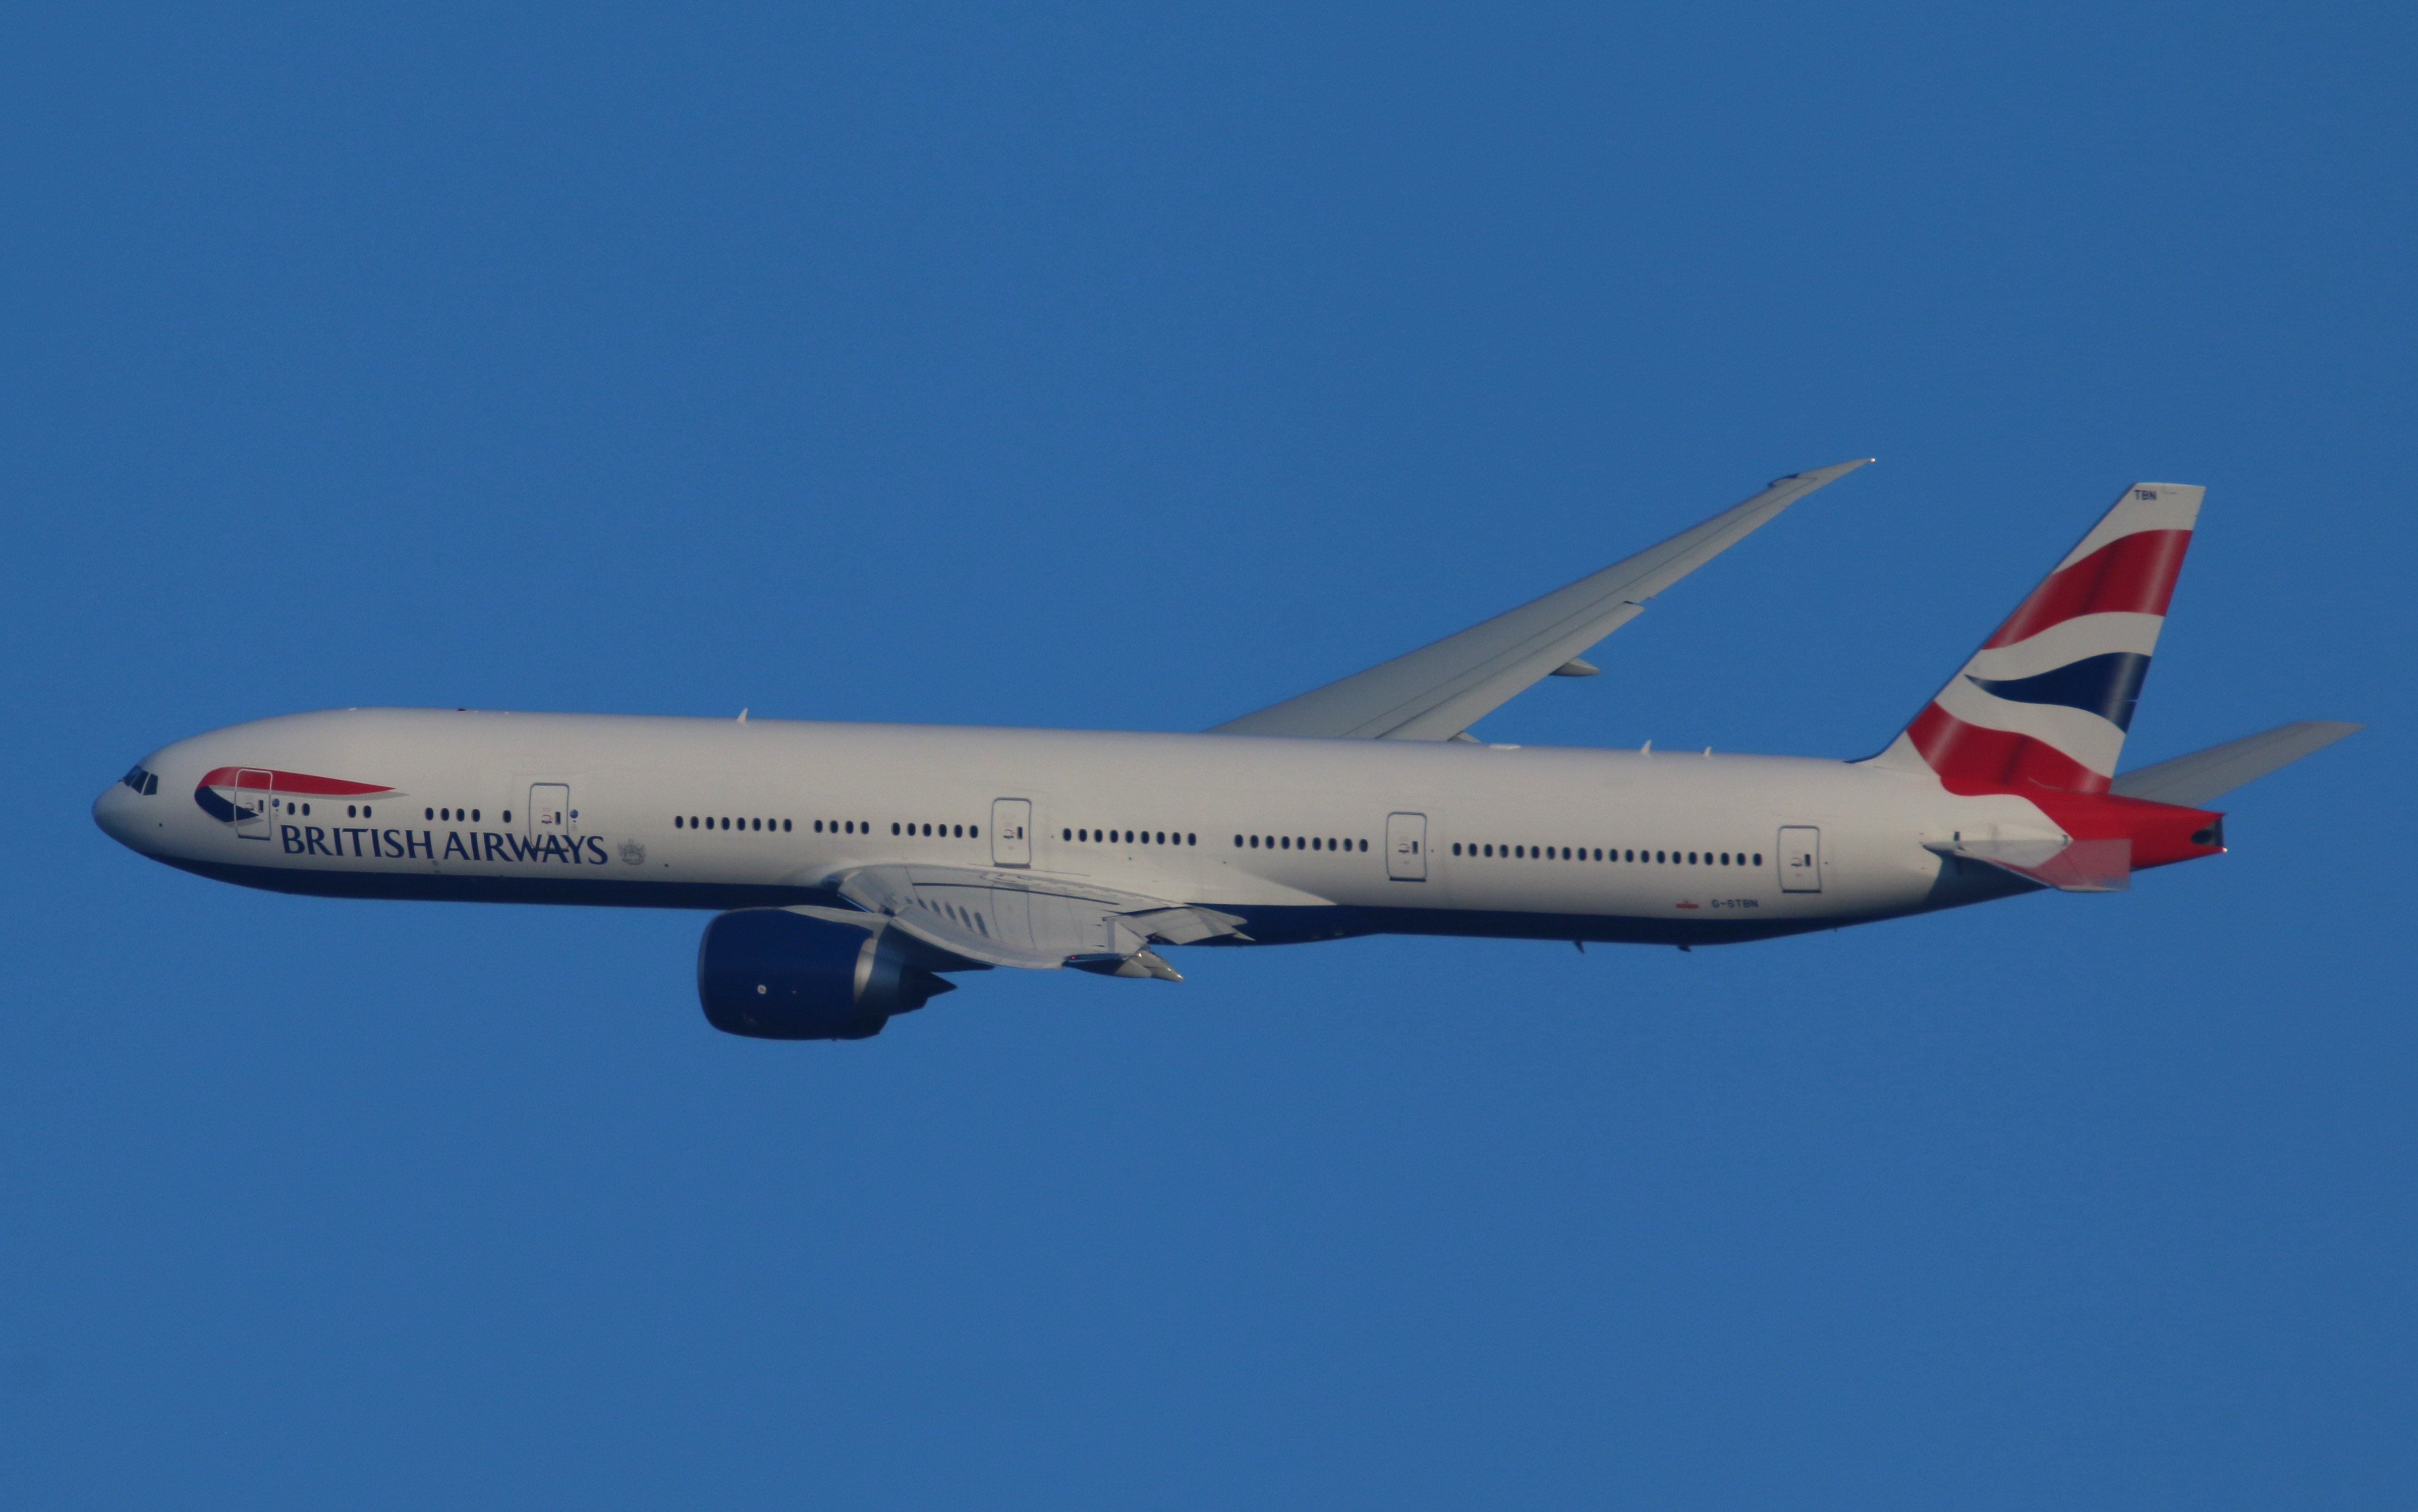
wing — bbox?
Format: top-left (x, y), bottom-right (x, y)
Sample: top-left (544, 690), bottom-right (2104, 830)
top-left (1210, 458), bottom-right (1874, 741)
top-left (829, 864), bottom-right (1249, 980)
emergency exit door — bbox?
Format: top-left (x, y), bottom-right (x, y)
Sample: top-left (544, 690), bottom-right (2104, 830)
top-left (529, 784), bottom-right (573, 839)
top-left (1386, 812), bottom-right (1428, 881)
top-left (990, 798), bottom-right (1032, 867)
top-left (1778, 826), bottom-right (1821, 892)
top-left (234, 769), bottom-right (273, 841)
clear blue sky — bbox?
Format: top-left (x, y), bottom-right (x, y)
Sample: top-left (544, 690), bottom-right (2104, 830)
top-left (4, 4), bottom-right (2411, 1507)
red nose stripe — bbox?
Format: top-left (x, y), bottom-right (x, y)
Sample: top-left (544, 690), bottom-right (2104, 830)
top-left (196, 767), bottom-right (394, 796)
top-left (1983, 529), bottom-right (2192, 649)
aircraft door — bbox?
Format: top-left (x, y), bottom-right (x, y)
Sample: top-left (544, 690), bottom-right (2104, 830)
top-left (1386, 812), bottom-right (1428, 881)
top-left (529, 784), bottom-right (573, 841)
top-left (1778, 826), bottom-right (1821, 891)
top-left (235, 768), bottom-right (273, 841)
top-left (990, 799), bottom-right (1032, 867)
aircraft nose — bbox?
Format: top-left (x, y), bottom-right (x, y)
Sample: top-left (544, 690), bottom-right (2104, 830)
top-left (92, 775), bottom-right (160, 853)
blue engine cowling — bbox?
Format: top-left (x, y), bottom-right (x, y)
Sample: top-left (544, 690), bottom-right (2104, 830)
top-left (697, 909), bottom-right (954, 1040)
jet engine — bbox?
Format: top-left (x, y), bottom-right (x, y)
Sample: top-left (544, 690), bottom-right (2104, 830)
top-left (697, 908), bottom-right (954, 1040)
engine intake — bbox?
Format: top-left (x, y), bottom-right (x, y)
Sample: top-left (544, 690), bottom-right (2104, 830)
top-left (697, 909), bottom-right (953, 1040)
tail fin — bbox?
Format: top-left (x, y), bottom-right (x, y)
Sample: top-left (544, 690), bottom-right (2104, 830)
top-left (1867, 482), bottom-right (2204, 794)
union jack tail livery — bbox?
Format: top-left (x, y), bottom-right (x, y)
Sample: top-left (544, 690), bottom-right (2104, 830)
top-left (1869, 482), bottom-right (2204, 794)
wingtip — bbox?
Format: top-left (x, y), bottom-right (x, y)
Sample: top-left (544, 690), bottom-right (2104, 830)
top-left (1774, 457), bottom-right (1876, 487)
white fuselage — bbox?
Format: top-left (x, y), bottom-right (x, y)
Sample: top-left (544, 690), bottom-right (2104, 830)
top-left (94, 708), bottom-right (2058, 947)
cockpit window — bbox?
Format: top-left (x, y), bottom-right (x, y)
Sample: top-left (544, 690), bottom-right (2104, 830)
top-left (122, 765), bottom-right (157, 796)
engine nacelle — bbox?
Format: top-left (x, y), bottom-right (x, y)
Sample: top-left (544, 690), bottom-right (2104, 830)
top-left (697, 909), bottom-right (953, 1040)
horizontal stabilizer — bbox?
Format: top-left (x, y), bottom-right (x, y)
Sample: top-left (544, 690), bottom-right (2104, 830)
top-left (2109, 720), bottom-right (2363, 807)
top-left (1927, 836), bottom-right (2131, 892)
top-left (1211, 458), bottom-right (1872, 740)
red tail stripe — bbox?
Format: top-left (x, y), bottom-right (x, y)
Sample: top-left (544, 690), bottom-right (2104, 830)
top-left (1906, 703), bottom-right (2111, 795)
top-left (197, 766), bottom-right (394, 797)
top-left (1983, 529), bottom-right (2192, 649)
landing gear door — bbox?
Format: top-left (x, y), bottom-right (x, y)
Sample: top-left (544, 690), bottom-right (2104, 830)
top-left (990, 798), bottom-right (1032, 868)
top-left (1386, 812), bottom-right (1428, 881)
top-left (1778, 826), bottom-right (1822, 892)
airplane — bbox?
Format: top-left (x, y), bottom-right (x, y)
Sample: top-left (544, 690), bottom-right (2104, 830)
top-left (93, 461), bottom-right (2358, 1041)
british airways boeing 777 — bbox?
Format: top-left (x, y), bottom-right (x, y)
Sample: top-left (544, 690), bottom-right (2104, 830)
top-left (94, 462), bottom-right (2358, 1039)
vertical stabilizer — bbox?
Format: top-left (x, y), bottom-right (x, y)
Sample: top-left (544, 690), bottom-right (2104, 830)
top-left (1866, 482), bottom-right (2203, 793)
